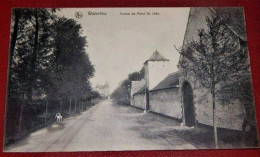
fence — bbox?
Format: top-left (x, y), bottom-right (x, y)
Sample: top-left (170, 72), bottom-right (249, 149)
top-left (4, 97), bottom-right (100, 146)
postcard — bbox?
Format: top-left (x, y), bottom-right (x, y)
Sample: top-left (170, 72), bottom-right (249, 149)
top-left (3, 7), bottom-right (259, 152)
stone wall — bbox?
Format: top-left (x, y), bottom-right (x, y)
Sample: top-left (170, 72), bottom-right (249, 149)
top-left (216, 99), bottom-right (245, 130)
top-left (132, 76), bottom-right (246, 130)
top-left (149, 87), bottom-right (182, 119)
top-left (132, 93), bottom-right (146, 110)
top-left (182, 79), bottom-right (246, 130)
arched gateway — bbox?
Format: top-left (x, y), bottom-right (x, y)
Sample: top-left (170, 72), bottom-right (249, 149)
top-left (182, 81), bottom-right (196, 127)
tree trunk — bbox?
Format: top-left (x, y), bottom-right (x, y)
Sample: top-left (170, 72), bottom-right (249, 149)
top-left (60, 99), bottom-right (62, 113)
top-left (45, 99), bottom-right (48, 124)
top-left (10, 9), bottom-right (20, 62)
top-left (27, 88), bottom-right (33, 102)
top-left (211, 33), bottom-right (218, 149)
top-left (28, 10), bottom-right (39, 101)
top-left (69, 98), bottom-right (72, 115)
top-left (74, 98), bottom-right (77, 113)
top-left (81, 101), bottom-right (83, 112)
top-left (212, 87), bottom-right (219, 148)
top-left (18, 95), bottom-right (25, 137)
top-left (32, 11), bottom-right (39, 70)
top-left (80, 101), bottom-right (82, 112)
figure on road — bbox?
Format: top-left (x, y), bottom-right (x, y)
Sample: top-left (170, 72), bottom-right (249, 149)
top-left (55, 113), bottom-right (62, 123)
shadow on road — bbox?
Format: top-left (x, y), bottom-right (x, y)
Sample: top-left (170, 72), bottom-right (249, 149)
top-left (127, 105), bottom-right (259, 149)
top-left (47, 122), bottom-right (65, 131)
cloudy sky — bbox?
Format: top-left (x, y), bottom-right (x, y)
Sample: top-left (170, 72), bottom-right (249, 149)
top-left (57, 8), bottom-right (190, 93)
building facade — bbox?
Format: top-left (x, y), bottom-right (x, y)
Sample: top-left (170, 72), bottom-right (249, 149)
top-left (179, 7), bottom-right (255, 130)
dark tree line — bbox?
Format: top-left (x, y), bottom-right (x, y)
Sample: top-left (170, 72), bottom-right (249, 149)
top-left (111, 68), bottom-right (145, 105)
top-left (178, 11), bottom-right (256, 148)
top-left (5, 8), bottom-right (100, 145)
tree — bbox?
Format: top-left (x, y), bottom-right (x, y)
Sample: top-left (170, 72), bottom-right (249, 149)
top-left (178, 13), bottom-right (250, 148)
top-left (111, 67), bottom-right (145, 105)
top-left (47, 17), bottom-right (95, 108)
top-left (6, 8), bottom-right (57, 141)
top-left (5, 9), bottom-right (96, 143)
top-left (8, 8), bottom-right (57, 102)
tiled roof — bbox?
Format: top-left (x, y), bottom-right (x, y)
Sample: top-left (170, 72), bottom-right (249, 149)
top-left (134, 85), bottom-right (146, 95)
top-left (131, 80), bottom-right (146, 96)
top-left (145, 50), bottom-right (169, 63)
top-left (151, 71), bottom-right (179, 91)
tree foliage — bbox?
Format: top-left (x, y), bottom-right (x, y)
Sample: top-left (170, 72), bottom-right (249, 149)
top-left (8, 8), bottom-right (57, 102)
top-left (5, 8), bottom-right (97, 144)
top-left (179, 15), bottom-right (248, 91)
top-left (46, 17), bottom-right (95, 100)
top-left (111, 67), bottom-right (145, 105)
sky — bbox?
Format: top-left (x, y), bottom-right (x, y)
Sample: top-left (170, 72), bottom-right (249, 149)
top-left (57, 8), bottom-right (190, 93)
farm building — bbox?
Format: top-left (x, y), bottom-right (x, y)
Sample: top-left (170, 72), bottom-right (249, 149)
top-left (131, 8), bottom-right (256, 132)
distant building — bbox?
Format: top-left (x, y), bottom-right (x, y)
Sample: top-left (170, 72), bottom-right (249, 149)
top-left (95, 82), bottom-right (110, 99)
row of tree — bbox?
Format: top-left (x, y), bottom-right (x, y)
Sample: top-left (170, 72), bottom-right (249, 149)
top-left (111, 68), bottom-right (145, 105)
top-left (5, 8), bottom-right (99, 145)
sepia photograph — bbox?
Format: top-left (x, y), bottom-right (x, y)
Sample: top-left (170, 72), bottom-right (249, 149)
top-left (3, 7), bottom-right (259, 152)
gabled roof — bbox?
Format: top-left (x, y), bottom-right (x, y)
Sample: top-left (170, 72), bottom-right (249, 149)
top-left (134, 85), bottom-right (146, 95)
top-left (131, 80), bottom-right (146, 96)
top-left (151, 72), bottom-right (179, 91)
top-left (144, 50), bottom-right (169, 64)
top-left (132, 72), bottom-right (180, 95)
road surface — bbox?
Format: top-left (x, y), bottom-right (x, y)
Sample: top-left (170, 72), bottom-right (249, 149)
top-left (5, 100), bottom-right (197, 152)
